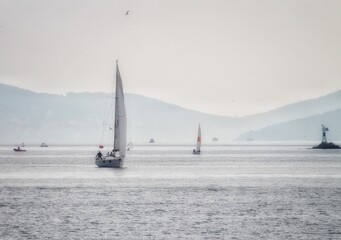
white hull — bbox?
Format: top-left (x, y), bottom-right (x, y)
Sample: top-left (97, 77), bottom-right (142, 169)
top-left (95, 156), bottom-right (123, 168)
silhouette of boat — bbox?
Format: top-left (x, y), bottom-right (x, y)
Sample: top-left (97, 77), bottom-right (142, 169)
top-left (13, 147), bottom-right (26, 152)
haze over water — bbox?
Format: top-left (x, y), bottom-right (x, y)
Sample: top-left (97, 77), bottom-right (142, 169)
top-left (1, 143), bottom-right (340, 239)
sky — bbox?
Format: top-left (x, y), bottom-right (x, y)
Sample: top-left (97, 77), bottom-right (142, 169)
top-left (1, 0), bottom-right (341, 117)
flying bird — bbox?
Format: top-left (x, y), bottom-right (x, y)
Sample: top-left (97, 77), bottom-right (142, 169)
top-left (125, 10), bottom-right (129, 15)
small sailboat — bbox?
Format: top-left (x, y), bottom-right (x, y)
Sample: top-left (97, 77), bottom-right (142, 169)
top-left (149, 138), bottom-right (155, 143)
top-left (95, 60), bottom-right (127, 168)
top-left (40, 142), bottom-right (48, 147)
top-left (193, 124), bottom-right (201, 155)
top-left (127, 141), bottom-right (133, 151)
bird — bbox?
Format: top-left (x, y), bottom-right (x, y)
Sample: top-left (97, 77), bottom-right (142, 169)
top-left (125, 10), bottom-right (129, 15)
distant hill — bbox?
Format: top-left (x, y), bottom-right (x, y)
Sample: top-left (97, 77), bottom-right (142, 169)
top-left (0, 83), bottom-right (236, 144)
top-left (237, 109), bottom-right (341, 141)
top-left (0, 83), bottom-right (340, 144)
top-left (237, 89), bottom-right (341, 131)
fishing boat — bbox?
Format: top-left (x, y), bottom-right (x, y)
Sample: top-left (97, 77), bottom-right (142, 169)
top-left (193, 124), bottom-right (201, 155)
top-left (312, 125), bottom-right (340, 149)
top-left (95, 60), bottom-right (127, 168)
top-left (13, 146), bottom-right (26, 152)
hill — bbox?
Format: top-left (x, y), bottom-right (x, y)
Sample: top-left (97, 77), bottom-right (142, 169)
top-left (0, 83), bottom-right (340, 144)
top-left (0, 83), bottom-right (235, 144)
top-left (238, 109), bottom-right (341, 141)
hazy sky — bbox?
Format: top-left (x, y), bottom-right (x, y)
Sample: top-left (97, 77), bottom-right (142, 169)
top-left (1, 0), bottom-right (341, 116)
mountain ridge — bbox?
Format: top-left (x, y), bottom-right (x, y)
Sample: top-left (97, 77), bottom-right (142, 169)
top-left (238, 108), bottom-right (341, 141)
top-left (0, 83), bottom-right (340, 144)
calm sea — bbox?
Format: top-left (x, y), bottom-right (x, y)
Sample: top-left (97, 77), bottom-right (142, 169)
top-left (0, 143), bottom-right (340, 239)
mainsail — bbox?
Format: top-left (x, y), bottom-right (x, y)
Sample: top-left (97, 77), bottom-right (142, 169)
top-left (196, 124), bottom-right (201, 152)
top-left (113, 61), bottom-right (127, 158)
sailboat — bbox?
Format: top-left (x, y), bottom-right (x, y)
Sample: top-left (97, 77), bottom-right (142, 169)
top-left (127, 141), bottom-right (133, 151)
top-left (95, 60), bottom-right (127, 168)
top-left (192, 124), bottom-right (201, 155)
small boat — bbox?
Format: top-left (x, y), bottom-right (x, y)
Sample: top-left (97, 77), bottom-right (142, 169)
top-left (212, 137), bottom-right (218, 142)
top-left (312, 125), bottom-right (340, 149)
top-left (149, 138), bottom-right (155, 143)
top-left (40, 142), bottom-right (48, 147)
top-left (13, 146), bottom-right (26, 152)
top-left (95, 60), bottom-right (127, 168)
top-left (193, 124), bottom-right (201, 155)
top-left (127, 141), bottom-right (133, 151)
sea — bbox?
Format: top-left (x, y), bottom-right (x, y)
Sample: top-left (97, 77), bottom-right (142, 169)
top-left (0, 143), bottom-right (340, 240)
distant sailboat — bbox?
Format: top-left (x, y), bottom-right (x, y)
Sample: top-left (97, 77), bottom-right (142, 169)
top-left (40, 142), bottom-right (48, 147)
top-left (127, 141), bottom-right (133, 151)
top-left (193, 124), bottom-right (201, 155)
top-left (149, 138), bottom-right (155, 143)
top-left (95, 60), bottom-right (127, 168)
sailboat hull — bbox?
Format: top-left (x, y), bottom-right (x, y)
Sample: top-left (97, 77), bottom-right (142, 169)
top-left (95, 156), bottom-right (123, 168)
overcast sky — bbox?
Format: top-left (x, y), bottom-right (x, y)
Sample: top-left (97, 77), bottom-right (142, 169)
top-left (1, 0), bottom-right (341, 116)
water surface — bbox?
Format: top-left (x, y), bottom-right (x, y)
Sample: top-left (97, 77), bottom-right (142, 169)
top-left (1, 144), bottom-right (340, 239)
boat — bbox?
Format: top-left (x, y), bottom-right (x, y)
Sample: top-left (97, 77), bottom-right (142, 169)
top-left (95, 60), bottom-right (127, 168)
top-left (40, 142), bottom-right (48, 147)
top-left (212, 137), bottom-right (218, 142)
top-left (149, 138), bottom-right (155, 143)
top-left (127, 141), bottom-right (133, 151)
top-left (312, 125), bottom-right (340, 149)
top-left (193, 124), bottom-right (201, 155)
top-left (13, 146), bottom-right (26, 152)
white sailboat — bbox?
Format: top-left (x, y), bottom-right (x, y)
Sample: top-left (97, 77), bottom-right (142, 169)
top-left (95, 60), bottom-right (127, 168)
top-left (192, 124), bottom-right (201, 155)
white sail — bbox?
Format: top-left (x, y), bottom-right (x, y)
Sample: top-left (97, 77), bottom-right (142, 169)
top-left (195, 124), bottom-right (201, 152)
top-left (114, 61), bottom-right (127, 159)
